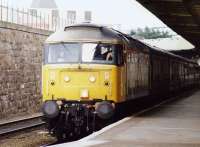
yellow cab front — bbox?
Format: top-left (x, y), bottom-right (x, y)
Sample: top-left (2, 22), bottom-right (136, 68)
top-left (42, 42), bottom-right (126, 103)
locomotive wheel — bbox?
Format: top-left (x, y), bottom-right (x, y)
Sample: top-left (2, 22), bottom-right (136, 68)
top-left (55, 129), bottom-right (66, 141)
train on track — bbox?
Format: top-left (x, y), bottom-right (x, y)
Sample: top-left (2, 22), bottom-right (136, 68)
top-left (41, 24), bottom-right (200, 140)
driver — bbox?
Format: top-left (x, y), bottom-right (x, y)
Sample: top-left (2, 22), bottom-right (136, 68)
top-left (57, 50), bottom-right (66, 62)
top-left (106, 51), bottom-right (113, 61)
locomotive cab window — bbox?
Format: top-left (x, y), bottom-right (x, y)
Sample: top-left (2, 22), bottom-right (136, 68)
top-left (47, 43), bottom-right (80, 63)
top-left (82, 44), bottom-right (114, 62)
top-left (44, 43), bottom-right (123, 65)
top-left (116, 44), bottom-right (124, 66)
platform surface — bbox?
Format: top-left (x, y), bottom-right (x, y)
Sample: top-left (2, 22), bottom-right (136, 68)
top-left (53, 90), bottom-right (200, 147)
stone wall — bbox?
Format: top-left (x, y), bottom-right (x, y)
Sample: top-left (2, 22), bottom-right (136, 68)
top-left (0, 22), bottom-right (52, 119)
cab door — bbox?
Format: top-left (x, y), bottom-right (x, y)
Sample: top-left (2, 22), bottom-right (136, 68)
top-left (116, 44), bottom-right (127, 102)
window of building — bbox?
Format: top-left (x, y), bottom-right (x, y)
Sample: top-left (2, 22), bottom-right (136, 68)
top-left (29, 9), bottom-right (37, 16)
top-left (84, 11), bottom-right (92, 23)
top-left (67, 11), bottom-right (76, 25)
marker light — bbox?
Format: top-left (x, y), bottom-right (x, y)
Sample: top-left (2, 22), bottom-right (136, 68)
top-left (64, 76), bottom-right (70, 82)
top-left (50, 72), bottom-right (56, 80)
top-left (80, 89), bottom-right (89, 99)
top-left (104, 72), bottom-right (109, 80)
top-left (89, 76), bottom-right (96, 83)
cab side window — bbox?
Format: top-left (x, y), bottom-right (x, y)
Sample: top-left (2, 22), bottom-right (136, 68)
top-left (116, 45), bottom-right (124, 66)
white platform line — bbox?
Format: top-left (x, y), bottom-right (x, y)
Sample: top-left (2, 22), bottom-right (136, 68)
top-left (80, 117), bottom-right (131, 141)
top-left (80, 95), bottom-right (179, 141)
top-left (49, 94), bottom-right (184, 147)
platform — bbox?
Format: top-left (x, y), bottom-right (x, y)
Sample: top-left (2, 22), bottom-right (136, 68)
top-left (52, 90), bottom-right (200, 147)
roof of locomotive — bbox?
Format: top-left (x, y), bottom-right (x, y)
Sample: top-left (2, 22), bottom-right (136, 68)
top-left (45, 24), bottom-right (123, 44)
top-left (45, 23), bottom-right (198, 65)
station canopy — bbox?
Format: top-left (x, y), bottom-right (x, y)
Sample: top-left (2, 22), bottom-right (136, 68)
top-left (136, 0), bottom-right (200, 50)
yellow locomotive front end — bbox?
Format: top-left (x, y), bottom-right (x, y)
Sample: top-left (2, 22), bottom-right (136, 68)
top-left (42, 43), bottom-right (124, 103)
top-left (41, 24), bottom-right (126, 140)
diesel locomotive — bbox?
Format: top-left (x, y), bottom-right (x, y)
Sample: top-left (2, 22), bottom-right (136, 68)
top-left (42, 24), bottom-right (200, 140)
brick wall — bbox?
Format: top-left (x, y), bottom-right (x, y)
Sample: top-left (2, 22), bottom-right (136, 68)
top-left (0, 22), bottom-right (52, 119)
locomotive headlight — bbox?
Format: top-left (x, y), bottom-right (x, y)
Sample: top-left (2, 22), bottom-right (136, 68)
top-left (89, 76), bottom-right (96, 83)
top-left (64, 76), bottom-right (70, 82)
top-left (80, 89), bottom-right (89, 99)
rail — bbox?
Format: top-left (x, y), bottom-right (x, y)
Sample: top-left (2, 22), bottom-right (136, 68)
top-left (0, 115), bottom-right (45, 136)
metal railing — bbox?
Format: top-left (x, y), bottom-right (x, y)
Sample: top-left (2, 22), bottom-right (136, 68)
top-left (0, 3), bottom-right (73, 31)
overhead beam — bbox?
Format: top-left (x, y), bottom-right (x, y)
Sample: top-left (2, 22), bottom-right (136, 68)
top-left (169, 25), bottom-right (200, 32)
top-left (138, 0), bottom-right (183, 4)
top-left (166, 23), bottom-right (199, 27)
top-left (157, 13), bottom-right (191, 17)
top-left (183, 0), bottom-right (200, 25)
top-left (160, 15), bottom-right (195, 25)
top-left (141, 2), bottom-right (187, 14)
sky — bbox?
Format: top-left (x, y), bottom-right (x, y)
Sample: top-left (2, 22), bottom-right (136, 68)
top-left (4, 0), bottom-right (193, 49)
top-left (6, 0), bottom-right (167, 32)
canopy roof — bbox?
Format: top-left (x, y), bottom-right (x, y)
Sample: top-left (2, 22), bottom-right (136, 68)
top-left (136, 0), bottom-right (200, 50)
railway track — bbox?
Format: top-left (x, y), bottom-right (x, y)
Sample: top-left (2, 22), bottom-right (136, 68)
top-left (0, 114), bottom-right (45, 136)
